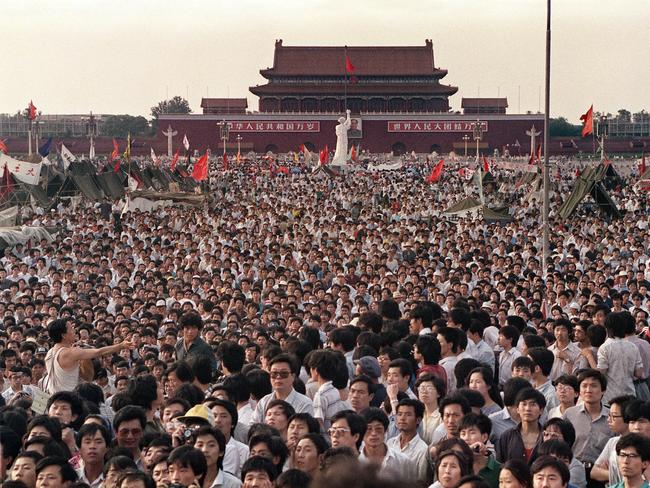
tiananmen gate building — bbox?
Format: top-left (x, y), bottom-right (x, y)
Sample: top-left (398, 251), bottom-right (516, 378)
top-left (158, 40), bottom-right (544, 156)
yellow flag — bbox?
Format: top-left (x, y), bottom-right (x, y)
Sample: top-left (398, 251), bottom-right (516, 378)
top-left (123, 133), bottom-right (131, 160)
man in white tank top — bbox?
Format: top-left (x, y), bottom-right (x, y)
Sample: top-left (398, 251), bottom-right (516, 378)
top-left (44, 318), bottom-right (133, 395)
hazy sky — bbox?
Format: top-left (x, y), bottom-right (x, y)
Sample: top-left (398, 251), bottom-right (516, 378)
top-left (2, 0), bottom-right (648, 123)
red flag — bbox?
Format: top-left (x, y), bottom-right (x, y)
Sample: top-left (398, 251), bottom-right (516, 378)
top-left (350, 145), bottom-right (357, 162)
top-left (319, 145), bottom-right (329, 165)
top-left (537, 143), bottom-right (542, 161)
top-left (192, 152), bottom-right (209, 181)
top-left (110, 138), bottom-right (119, 162)
top-left (27, 101), bottom-right (37, 120)
top-left (223, 153), bottom-right (229, 171)
top-left (113, 159), bottom-right (121, 173)
top-left (426, 159), bottom-right (445, 183)
top-left (345, 54), bottom-right (355, 73)
top-left (482, 155), bottom-right (490, 173)
top-left (458, 168), bottom-right (466, 178)
top-left (0, 139), bottom-right (7, 154)
top-left (0, 165), bottom-right (14, 200)
top-left (171, 149), bottom-right (180, 172)
top-left (300, 144), bottom-right (306, 154)
top-left (580, 105), bottom-right (593, 137)
top-left (639, 153), bottom-right (647, 176)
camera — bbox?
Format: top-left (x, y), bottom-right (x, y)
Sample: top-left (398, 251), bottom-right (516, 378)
top-left (473, 445), bottom-right (481, 453)
top-left (169, 484), bottom-right (186, 488)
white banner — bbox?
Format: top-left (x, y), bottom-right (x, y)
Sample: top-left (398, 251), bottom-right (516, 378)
top-left (0, 153), bottom-right (42, 185)
top-left (60, 144), bottom-right (77, 169)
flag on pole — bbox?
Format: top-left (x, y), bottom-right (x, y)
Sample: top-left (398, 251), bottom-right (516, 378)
top-left (127, 175), bottom-right (139, 191)
top-left (192, 152), bottom-right (209, 181)
top-left (60, 144), bottom-right (77, 169)
top-left (123, 134), bottom-right (131, 160)
top-left (345, 54), bottom-right (355, 74)
top-left (183, 134), bottom-right (190, 151)
top-left (236, 151), bottom-right (241, 164)
top-left (0, 139), bottom-right (8, 154)
top-left (27, 101), bottom-right (37, 120)
top-left (171, 148), bottom-right (180, 172)
top-left (150, 147), bottom-right (160, 166)
top-left (319, 145), bottom-right (329, 165)
top-left (345, 53), bottom-right (358, 84)
top-left (580, 105), bottom-right (594, 137)
top-left (223, 153), bottom-right (229, 171)
top-left (350, 145), bottom-right (357, 162)
top-left (300, 144), bottom-right (306, 154)
top-left (426, 159), bottom-right (445, 183)
top-left (110, 138), bottom-right (119, 162)
top-left (113, 159), bottom-right (121, 173)
top-left (639, 153), bottom-right (646, 176)
top-left (0, 164), bottom-right (14, 200)
top-left (38, 138), bottom-right (52, 157)
top-left (482, 155), bottom-right (490, 173)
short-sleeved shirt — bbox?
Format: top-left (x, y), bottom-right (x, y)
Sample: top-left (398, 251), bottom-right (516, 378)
top-left (252, 388), bottom-right (314, 424)
top-left (313, 381), bottom-right (348, 430)
top-left (563, 403), bottom-right (613, 464)
top-left (498, 348), bottom-right (522, 386)
top-left (597, 338), bottom-right (644, 404)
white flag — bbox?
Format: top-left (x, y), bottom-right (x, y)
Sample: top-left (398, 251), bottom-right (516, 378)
top-left (0, 153), bottom-right (42, 185)
top-left (60, 144), bottom-right (77, 169)
top-left (127, 175), bottom-right (138, 191)
top-left (150, 147), bottom-right (160, 166)
top-left (183, 134), bottom-right (189, 151)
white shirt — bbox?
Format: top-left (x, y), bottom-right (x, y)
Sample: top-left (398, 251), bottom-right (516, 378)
top-left (222, 437), bottom-right (249, 479)
top-left (359, 444), bottom-right (415, 481)
top-left (209, 469), bottom-right (242, 488)
top-left (386, 434), bottom-right (429, 483)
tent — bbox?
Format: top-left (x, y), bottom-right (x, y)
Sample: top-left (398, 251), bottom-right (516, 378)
top-left (557, 164), bottom-right (621, 219)
top-left (444, 197), bottom-right (512, 223)
top-left (312, 165), bottom-right (338, 179)
top-left (444, 198), bottom-right (482, 217)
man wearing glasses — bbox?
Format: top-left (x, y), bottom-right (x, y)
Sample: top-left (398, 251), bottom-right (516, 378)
top-left (612, 433), bottom-right (650, 488)
top-left (251, 354), bottom-right (313, 423)
top-left (329, 410), bottom-right (367, 455)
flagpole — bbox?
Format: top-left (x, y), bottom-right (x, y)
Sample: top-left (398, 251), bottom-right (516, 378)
top-left (542, 0), bottom-right (551, 280)
top-left (344, 46), bottom-right (348, 111)
top-left (28, 120), bottom-right (33, 156)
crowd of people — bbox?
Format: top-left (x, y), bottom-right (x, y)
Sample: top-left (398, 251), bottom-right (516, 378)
top-left (0, 156), bottom-right (649, 488)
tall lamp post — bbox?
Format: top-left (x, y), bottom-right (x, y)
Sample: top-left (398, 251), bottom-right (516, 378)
top-left (541, 0), bottom-right (551, 281)
top-left (236, 134), bottom-right (242, 157)
top-left (598, 115), bottom-right (608, 163)
top-left (472, 119), bottom-right (485, 204)
top-left (85, 112), bottom-right (98, 160)
top-left (34, 118), bottom-right (42, 157)
top-left (462, 134), bottom-right (470, 159)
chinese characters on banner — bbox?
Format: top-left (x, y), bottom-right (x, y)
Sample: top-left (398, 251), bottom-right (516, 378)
top-left (226, 121), bottom-right (320, 132)
top-left (387, 121), bottom-right (489, 132)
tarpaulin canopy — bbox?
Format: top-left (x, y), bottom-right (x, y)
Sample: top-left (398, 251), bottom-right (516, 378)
top-left (557, 164), bottom-right (621, 219)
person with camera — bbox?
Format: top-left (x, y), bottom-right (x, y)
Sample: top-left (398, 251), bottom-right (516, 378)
top-left (459, 413), bottom-right (502, 488)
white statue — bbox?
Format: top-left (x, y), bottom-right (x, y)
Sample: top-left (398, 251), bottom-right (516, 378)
top-left (331, 109), bottom-right (351, 165)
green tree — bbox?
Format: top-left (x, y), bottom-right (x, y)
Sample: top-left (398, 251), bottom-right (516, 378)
top-left (617, 109), bottom-right (631, 121)
top-left (101, 115), bottom-right (150, 138)
top-left (549, 117), bottom-right (581, 137)
top-left (150, 96), bottom-right (192, 134)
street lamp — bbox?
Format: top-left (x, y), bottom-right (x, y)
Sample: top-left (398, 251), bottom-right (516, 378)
top-left (472, 119), bottom-right (485, 204)
top-left (598, 115), bottom-right (608, 162)
top-left (218, 120), bottom-right (230, 156)
top-left (472, 119), bottom-right (484, 162)
top-left (236, 134), bottom-right (242, 156)
top-left (85, 112), bottom-right (98, 160)
top-left (462, 134), bottom-right (470, 159)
